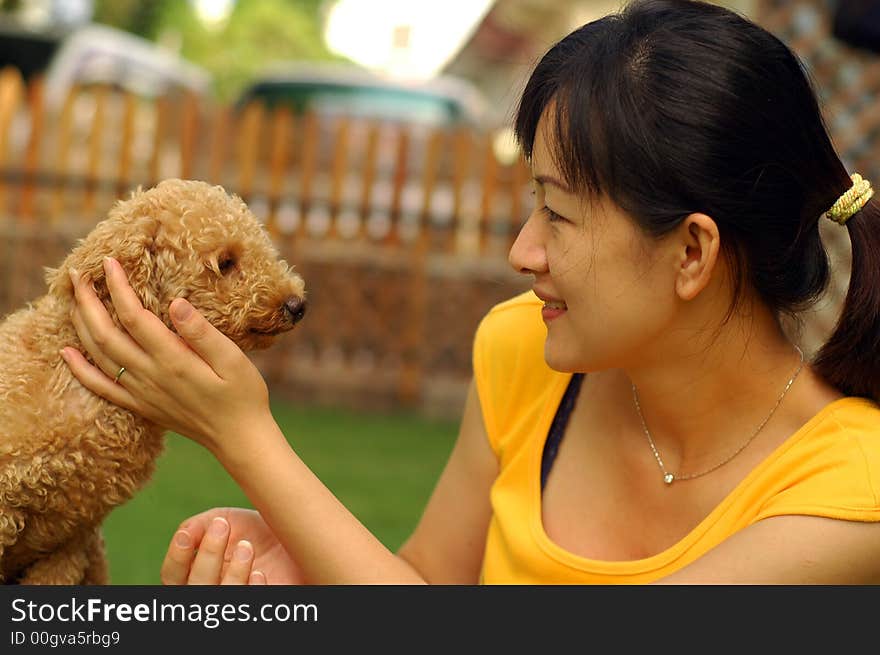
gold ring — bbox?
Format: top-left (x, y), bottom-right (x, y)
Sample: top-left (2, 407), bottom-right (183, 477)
top-left (113, 366), bottom-right (126, 384)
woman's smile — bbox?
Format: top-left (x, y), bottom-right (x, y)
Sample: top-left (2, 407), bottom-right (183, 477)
top-left (534, 288), bottom-right (568, 321)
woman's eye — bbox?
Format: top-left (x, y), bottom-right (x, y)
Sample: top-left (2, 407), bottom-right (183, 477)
top-left (531, 187), bottom-right (567, 223)
top-left (542, 206), bottom-right (566, 223)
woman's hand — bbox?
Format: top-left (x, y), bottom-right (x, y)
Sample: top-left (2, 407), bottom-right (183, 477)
top-left (161, 507), bottom-right (306, 585)
top-left (62, 256), bottom-right (277, 459)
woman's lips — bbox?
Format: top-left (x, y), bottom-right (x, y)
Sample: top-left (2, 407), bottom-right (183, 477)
top-left (541, 299), bottom-right (567, 321)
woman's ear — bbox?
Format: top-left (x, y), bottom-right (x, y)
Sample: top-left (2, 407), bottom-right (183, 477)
top-left (674, 212), bottom-right (721, 301)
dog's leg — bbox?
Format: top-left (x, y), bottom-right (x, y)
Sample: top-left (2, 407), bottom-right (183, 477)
top-left (17, 530), bottom-right (94, 585)
top-left (0, 507), bottom-right (26, 583)
top-left (81, 527), bottom-right (110, 585)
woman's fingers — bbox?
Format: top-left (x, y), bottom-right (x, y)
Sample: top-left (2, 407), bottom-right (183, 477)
top-left (69, 304), bottom-right (134, 386)
top-left (160, 528), bottom-right (199, 586)
top-left (159, 510), bottom-right (268, 586)
top-left (166, 297), bottom-right (248, 381)
top-left (103, 256), bottom-right (243, 382)
top-left (221, 541), bottom-right (256, 585)
top-left (160, 513), bottom-right (217, 585)
top-left (68, 267), bottom-right (150, 376)
top-left (186, 517), bottom-right (233, 585)
top-left (100, 257), bottom-right (187, 359)
top-left (59, 346), bottom-right (140, 412)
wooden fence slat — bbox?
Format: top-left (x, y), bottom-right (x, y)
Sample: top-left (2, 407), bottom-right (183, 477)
top-left (328, 115), bottom-right (350, 239)
top-left (267, 105), bottom-right (293, 230)
top-left (397, 126), bottom-right (444, 404)
top-left (0, 66), bottom-right (24, 213)
top-left (180, 91), bottom-right (201, 181)
top-left (19, 74), bottom-right (44, 220)
top-left (148, 95), bottom-right (169, 187)
top-left (479, 132), bottom-right (498, 254)
top-left (419, 129), bottom-right (443, 227)
top-left (207, 105), bottom-right (230, 186)
top-left (236, 101), bottom-right (263, 199)
top-left (357, 121), bottom-right (380, 238)
top-left (449, 127), bottom-right (473, 252)
top-left (83, 85), bottom-right (107, 215)
top-left (115, 92), bottom-right (137, 200)
top-left (49, 86), bottom-right (77, 222)
top-left (386, 124), bottom-right (410, 245)
top-left (296, 111), bottom-right (319, 239)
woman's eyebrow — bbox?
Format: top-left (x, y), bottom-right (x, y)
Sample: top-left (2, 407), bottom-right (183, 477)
top-left (533, 175), bottom-right (573, 193)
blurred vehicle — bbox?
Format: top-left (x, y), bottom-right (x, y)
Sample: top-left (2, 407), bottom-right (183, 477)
top-left (5, 23), bottom-right (213, 192)
top-left (234, 61), bottom-right (489, 128)
top-left (233, 62), bottom-right (516, 245)
top-left (0, 22), bottom-right (63, 81)
top-left (41, 23), bottom-right (211, 111)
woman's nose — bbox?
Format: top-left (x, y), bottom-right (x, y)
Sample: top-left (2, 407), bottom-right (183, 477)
top-left (508, 213), bottom-right (548, 275)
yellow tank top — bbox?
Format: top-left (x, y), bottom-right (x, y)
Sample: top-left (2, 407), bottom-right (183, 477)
top-left (473, 291), bottom-right (880, 584)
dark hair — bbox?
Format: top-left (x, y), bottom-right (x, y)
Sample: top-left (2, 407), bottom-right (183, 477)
top-left (514, 0), bottom-right (880, 401)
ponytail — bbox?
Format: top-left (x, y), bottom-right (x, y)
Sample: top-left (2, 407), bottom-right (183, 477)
top-left (813, 197), bottom-right (880, 401)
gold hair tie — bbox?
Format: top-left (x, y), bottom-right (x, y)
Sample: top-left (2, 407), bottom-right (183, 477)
top-left (825, 173), bottom-right (874, 225)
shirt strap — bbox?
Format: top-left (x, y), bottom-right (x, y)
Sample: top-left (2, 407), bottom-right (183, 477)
top-left (541, 373), bottom-right (585, 491)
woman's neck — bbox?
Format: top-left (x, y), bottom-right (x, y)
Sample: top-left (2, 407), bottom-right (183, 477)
top-left (618, 299), bottom-right (805, 469)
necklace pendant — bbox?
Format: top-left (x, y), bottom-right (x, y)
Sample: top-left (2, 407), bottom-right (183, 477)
top-left (663, 473), bottom-right (675, 485)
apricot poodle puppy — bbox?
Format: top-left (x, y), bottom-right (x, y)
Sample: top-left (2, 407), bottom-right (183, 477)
top-left (0, 179), bottom-right (306, 584)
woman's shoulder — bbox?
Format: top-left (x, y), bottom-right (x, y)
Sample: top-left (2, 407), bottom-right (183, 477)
top-left (824, 396), bottom-right (880, 480)
top-left (756, 396), bottom-right (880, 521)
top-left (812, 396), bottom-right (880, 464)
top-left (826, 395), bottom-right (880, 425)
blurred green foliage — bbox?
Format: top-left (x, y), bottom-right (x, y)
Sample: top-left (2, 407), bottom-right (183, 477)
top-left (92, 0), bottom-right (348, 101)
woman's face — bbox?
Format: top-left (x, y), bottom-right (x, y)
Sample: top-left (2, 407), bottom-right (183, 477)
top-left (508, 116), bottom-right (680, 372)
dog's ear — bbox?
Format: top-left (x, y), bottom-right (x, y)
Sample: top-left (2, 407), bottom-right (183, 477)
top-left (46, 198), bottom-right (162, 318)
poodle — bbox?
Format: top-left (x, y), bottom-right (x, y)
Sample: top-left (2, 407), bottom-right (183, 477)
top-left (0, 179), bottom-right (306, 584)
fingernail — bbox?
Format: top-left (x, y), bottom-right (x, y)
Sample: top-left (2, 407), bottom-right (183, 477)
top-left (103, 257), bottom-right (114, 275)
top-left (68, 268), bottom-right (79, 286)
top-left (172, 299), bottom-right (193, 321)
top-left (233, 540), bottom-right (253, 562)
top-left (174, 530), bottom-right (192, 548)
top-left (209, 517), bottom-right (228, 537)
top-left (59, 348), bottom-right (70, 363)
top-left (249, 570), bottom-right (266, 585)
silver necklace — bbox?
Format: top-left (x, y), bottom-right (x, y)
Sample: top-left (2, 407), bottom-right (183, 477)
top-left (631, 346), bottom-right (805, 485)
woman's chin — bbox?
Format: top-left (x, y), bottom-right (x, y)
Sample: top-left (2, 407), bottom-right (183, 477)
top-left (543, 342), bottom-right (581, 373)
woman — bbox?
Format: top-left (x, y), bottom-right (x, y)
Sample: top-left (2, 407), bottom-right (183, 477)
top-left (64, 0), bottom-right (880, 584)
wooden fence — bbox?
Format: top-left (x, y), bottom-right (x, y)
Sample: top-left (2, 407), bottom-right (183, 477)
top-left (0, 66), bottom-right (531, 417)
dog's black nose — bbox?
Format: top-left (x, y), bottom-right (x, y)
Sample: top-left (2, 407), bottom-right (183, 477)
top-left (283, 296), bottom-right (307, 324)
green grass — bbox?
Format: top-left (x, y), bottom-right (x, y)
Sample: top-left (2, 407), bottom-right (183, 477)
top-left (102, 400), bottom-right (459, 585)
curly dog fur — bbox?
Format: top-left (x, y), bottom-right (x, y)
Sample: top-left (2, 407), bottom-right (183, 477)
top-left (0, 179), bottom-right (306, 584)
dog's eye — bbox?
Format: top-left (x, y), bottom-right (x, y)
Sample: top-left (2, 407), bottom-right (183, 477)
top-left (218, 255), bottom-right (237, 275)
